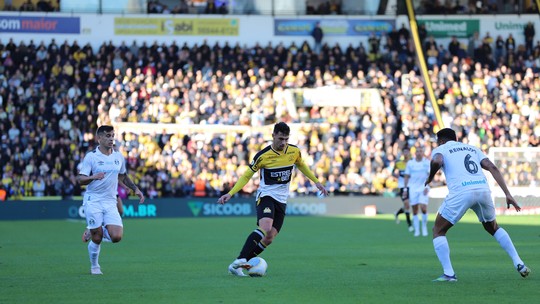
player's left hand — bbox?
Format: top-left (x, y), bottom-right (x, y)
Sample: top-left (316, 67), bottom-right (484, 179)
top-left (315, 183), bottom-right (328, 197)
top-left (135, 188), bottom-right (145, 204)
top-left (506, 195), bottom-right (521, 212)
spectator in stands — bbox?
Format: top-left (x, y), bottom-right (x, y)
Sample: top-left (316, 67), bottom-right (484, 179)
top-left (448, 36), bottom-right (461, 58)
top-left (418, 24), bottom-right (427, 44)
top-left (1, 30), bottom-right (539, 201)
top-left (524, 21), bottom-right (535, 56)
top-left (33, 176), bottom-right (46, 197)
top-left (19, 0), bottom-right (35, 11)
top-left (311, 22), bottom-right (324, 55)
top-left (36, 0), bottom-right (54, 12)
top-left (0, 184), bottom-right (7, 201)
top-left (505, 34), bottom-right (516, 54)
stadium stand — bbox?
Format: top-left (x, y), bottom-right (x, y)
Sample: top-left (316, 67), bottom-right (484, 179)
top-left (0, 6), bottom-right (539, 200)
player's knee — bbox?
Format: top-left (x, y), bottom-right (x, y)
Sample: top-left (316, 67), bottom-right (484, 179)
top-left (111, 235), bottom-right (122, 243)
top-left (262, 235), bottom-right (274, 246)
top-left (482, 221), bottom-right (498, 235)
top-left (90, 229), bottom-right (103, 243)
top-left (91, 235), bottom-right (102, 244)
top-left (432, 226), bottom-right (445, 237)
top-left (262, 231), bottom-right (275, 245)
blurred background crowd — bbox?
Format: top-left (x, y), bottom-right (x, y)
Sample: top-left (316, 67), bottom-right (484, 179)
top-left (0, 12), bottom-right (539, 200)
top-left (3, 0), bottom-right (537, 15)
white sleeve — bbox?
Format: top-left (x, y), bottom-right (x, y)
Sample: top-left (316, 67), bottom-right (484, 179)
top-left (79, 154), bottom-right (92, 176)
top-left (477, 148), bottom-right (488, 162)
top-left (119, 154), bottom-right (127, 175)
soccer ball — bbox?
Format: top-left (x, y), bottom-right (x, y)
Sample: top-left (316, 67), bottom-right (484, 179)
top-left (247, 257), bottom-right (268, 277)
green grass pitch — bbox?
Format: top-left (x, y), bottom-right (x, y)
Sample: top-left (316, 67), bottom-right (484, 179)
top-left (1, 213), bottom-right (539, 303)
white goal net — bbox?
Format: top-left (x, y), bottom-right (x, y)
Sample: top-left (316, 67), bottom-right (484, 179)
top-left (489, 147), bottom-right (540, 215)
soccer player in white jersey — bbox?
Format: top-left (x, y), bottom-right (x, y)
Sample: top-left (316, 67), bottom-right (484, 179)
top-left (77, 125), bottom-right (145, 275)
top-left (404, 146), bottom-right (431, 237)
top-left (425, 128), bottom-right (530, 282)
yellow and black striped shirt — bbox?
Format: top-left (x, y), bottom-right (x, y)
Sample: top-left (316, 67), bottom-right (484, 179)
top-left (229, 144), bottom-right (319, 204)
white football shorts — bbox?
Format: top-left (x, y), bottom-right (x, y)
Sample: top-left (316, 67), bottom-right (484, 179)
top-left (438, 190), bottom-right (495, 225)
top-left (409, 189), bottom-right (429, 206)
top-left (83, 195), bottom-right (123, 229)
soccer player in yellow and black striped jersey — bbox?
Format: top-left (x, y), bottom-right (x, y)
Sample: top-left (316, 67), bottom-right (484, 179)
top-left (394, 146), bottom-right (413, 230)
top-left (217, 122), bottom-right (328, 276)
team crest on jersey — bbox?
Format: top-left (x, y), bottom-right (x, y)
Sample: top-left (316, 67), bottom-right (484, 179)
top-left (114, 160), bottom-right (119, 165)
top-left (263, 207), bottom-right (271, 213)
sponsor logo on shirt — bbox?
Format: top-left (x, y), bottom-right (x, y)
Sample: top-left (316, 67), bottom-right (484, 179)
top-left (270, 170), bottom-right (292, 182)
top-left (461, 179), bottom-right (487, 187)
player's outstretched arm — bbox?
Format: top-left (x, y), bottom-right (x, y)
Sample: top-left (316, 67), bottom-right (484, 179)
top-left (314, 182), bottom-right (328, 197)
top-left (217, 169), bottom-right (255, 204)
top-left (480, 158), bottom-right (521, 211)
top-left (297, 162), bottom-right (328, 196)
top-left (425, 153), bottom-right (443, 186)
top-left (217, 193), bottom-right (231, 205)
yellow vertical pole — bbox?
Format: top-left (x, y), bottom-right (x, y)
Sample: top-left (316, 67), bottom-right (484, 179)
top-left (404, 0), bottom-right (445, 131)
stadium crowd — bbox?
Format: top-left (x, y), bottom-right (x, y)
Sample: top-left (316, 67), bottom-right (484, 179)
top-left (0, 25), bottom-right (538, 200)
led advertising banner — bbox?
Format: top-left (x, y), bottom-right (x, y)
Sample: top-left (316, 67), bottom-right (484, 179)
top-left (0, 15), bottom-right (80, 34)
top-left (114, 17), bottom-right (239, 36)
top-left (274, 19), bottom-right (394, 36)
top-left (417, 19), bottom-right (480, 38)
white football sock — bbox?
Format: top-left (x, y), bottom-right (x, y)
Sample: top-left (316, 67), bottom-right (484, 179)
top-left (413, 215), bottom-right (420, 234)
top-left (494, 228), bottom-right (524, 267)
top-left (88, 241), bottom-right (101, 268)
top-left (433, 236), bottom-right (454, 276)
top-left (102, 226), bottom-right (112, 243)
top-left (422, 213), bottom-right (428, 232)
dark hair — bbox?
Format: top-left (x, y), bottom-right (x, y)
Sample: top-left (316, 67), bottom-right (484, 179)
top-left (96, 125), bottom-right (114, 136)
top-left (273, 122), bottom-right (290, 135)
top-left (436, 128), bottom-right (457, 141)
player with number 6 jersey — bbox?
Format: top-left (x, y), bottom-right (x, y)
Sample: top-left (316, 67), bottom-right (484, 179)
top-left (431, 141), bottom-right (489, 194)
top-left (425, 128), bottom-right (529, 282)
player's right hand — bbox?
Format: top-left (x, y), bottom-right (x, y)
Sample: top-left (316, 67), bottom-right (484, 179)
top-left (93, 172), bottom-right (105, 180)
top-left (217, 194), bottom-right (231, 205)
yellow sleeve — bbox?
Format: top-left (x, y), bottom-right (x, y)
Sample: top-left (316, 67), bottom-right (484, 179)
top-left (297, 160), bottom-right (319, 184)
top-left (228, 168), bottom-right (256, 196)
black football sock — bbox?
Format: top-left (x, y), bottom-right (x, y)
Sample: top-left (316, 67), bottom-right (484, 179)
top-left (396, 207), bottom-right (404, 215)
top-left (405, 212), bottom-right (412, 226)
top-left (238, 229), bottom-right (265, 260)
top-left (248, 240), bottom-right (268, 260)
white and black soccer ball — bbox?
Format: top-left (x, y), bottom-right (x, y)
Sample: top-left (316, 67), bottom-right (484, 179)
top-left (247, 257), bottom-right (268, 277)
